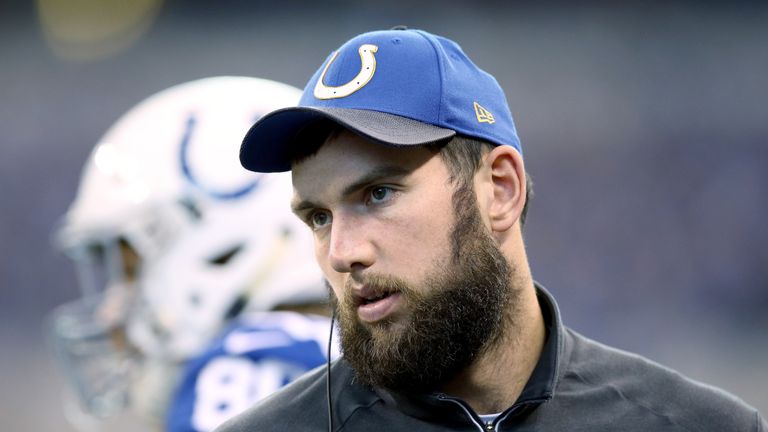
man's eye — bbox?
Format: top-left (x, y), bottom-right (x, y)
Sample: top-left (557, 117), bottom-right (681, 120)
top-left (369, 186), bottom-right (392, 204)
top-left (310, 211), bottom-right (332, 229)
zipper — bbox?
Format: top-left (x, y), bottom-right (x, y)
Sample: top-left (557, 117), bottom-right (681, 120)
top-left (492, 398), bottom-right (549, 431)
top-left (436, 394), bottom-right (486, 432)
top-left (436, 395), bottom-right (550, 432)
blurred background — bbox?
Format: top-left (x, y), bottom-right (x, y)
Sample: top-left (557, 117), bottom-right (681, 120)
top-left (1, 0), bottom-right (766, 430)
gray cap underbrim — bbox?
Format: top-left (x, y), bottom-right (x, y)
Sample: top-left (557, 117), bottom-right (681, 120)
top-left (240, 107), bottom-right (456, 172)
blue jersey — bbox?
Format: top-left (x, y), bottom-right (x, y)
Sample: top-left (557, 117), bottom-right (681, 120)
top-left (166, 311), bottom-right (338, 432)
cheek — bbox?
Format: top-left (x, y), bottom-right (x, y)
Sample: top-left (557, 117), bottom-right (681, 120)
top-left (314, 239), bottom-right (344, 292)
top-left (314, 240), bottom-right (330, 274)
top-left (383, 194), bottom-right (454, 269)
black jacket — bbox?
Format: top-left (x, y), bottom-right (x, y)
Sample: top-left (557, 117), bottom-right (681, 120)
top-left (216, 286), bottom-right (766, 431)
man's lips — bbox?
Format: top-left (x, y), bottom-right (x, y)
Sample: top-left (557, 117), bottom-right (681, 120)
top-left (351, 287), bottom-right (402, 323)
top-left (356, 292), bottom-right (402, 323)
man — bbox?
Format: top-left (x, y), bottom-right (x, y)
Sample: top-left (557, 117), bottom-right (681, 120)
top-left (217, 29), bottom-right (766, 431)
top-left (47, 76), bottom-right (337, 432)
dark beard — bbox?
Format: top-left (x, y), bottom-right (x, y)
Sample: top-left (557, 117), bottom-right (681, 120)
top-left (331, 185), bottom-right (516, 393)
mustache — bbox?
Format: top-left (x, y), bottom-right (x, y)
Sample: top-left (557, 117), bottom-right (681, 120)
top-left (325, 274), bottom-right (417, 307)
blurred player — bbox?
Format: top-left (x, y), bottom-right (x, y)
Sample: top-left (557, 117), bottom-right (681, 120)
top-left (46, 76), bottom-right (338, 432)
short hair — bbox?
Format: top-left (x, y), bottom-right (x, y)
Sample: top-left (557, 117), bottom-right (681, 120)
top-left (427, 135), bottom-right (533, 227)
top-left (287, 120), bottom-right (334, 166)
top-left (289, 124), bottom-right (533, 226)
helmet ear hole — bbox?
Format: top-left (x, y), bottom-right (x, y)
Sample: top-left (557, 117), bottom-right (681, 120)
top-left (208, 244), bottom-right (243, 266)
top-left (224, 295), bottom-right (248, 319)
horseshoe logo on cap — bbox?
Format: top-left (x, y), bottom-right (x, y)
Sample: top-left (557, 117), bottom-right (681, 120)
top-left (314, 44), bottom-right (378, 100)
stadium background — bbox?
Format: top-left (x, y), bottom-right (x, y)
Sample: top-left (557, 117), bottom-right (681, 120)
top-left (1, 1), bottom-right (766, 430)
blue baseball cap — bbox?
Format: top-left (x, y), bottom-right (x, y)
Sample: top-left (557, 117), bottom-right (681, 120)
top-left (240, 28), bottom-right (521, 173)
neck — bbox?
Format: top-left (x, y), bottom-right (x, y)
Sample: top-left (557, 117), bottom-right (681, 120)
top-left (439, 271), bottom-right (545, 414)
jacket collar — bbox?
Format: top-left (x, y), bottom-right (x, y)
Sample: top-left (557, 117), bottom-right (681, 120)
top-left (517, 282), bottom-right (564, 403)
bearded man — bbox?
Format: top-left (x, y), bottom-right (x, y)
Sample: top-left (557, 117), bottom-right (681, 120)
top-left (216, 28), bottom-right (766, 432)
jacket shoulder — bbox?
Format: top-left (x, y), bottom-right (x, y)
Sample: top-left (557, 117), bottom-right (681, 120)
top-left (562, 329), bottom-right (764, 431)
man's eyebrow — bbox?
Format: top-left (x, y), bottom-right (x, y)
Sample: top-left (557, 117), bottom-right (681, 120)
top-left (340, 165), bottom-right (410, 197)
top-left (291, 165), bottom-right (411, 214)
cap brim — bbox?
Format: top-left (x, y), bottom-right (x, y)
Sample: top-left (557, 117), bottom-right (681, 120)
top-left (240, 107), bottom-right (456, 172)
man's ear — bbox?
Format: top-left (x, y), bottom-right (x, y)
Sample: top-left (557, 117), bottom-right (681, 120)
top-left (484, 145), bottom-right (526, 232)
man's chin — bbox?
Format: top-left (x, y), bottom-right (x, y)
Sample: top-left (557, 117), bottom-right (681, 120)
top-left (357, 311), bottom-right (410, 334)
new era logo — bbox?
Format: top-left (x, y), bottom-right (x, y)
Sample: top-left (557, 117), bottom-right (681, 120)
top-left (474, 102), bottom-right (495, 124)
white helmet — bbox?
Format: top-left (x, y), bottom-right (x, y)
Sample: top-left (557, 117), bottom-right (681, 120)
top-left (47, 76), bottom-right (325, 424)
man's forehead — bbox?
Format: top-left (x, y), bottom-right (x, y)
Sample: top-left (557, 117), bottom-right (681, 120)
top-left (290, 130), bottom-right (437, 203)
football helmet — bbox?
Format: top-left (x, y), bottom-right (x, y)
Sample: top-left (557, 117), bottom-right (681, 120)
top-left (47, 76), bottom-right (325, 425)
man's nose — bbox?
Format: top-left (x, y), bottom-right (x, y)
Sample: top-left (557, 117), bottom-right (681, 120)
top-left (327, 212), bottom-right (375, 274)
